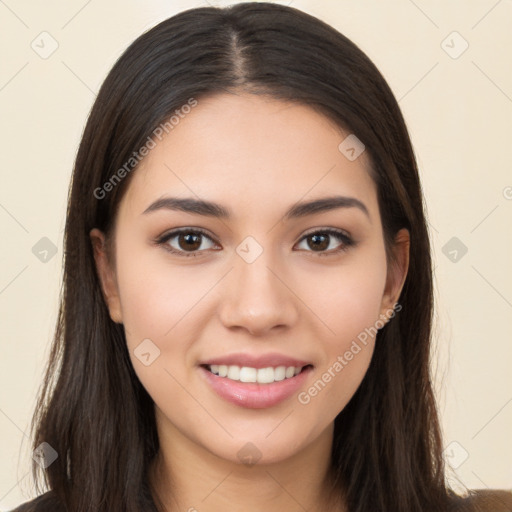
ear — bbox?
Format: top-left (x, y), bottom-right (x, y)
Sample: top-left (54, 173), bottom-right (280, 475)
top-left (89, 228), bottom-right (123, 324)
top-left (379, 228), bottom-right (410, 320)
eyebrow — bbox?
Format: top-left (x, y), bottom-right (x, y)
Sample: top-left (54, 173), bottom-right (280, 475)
top-left (142, 195), bottom-right (370, 221)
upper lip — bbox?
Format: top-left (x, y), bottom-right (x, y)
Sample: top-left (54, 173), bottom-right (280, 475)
top-left (200, 352), bottom-right (313, 369)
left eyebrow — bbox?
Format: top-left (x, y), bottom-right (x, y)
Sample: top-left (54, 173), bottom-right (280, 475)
top-left (141, 195), bottom-right (371, 221)
top-left (283, 195), bottom-right (370, 221)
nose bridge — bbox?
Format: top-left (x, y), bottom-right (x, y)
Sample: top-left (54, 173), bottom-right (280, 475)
top-left (218, 236), bottom-right (298, 335)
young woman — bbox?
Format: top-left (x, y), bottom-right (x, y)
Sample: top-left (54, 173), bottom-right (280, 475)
top-left (11, 3), bottom-right (512, 511)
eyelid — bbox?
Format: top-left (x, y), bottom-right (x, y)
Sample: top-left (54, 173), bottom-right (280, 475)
top-left (155, 226), bottom-right (355, 257)
top-left (295, 227), bottom-right (355, 257)
top-left (155, 227), bottom-right (219, 254)
top-left (300, 225), bottom-right (352, 239)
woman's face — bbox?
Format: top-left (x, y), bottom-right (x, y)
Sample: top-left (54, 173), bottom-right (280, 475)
top-left (91, 92), bottom-right (408, 466)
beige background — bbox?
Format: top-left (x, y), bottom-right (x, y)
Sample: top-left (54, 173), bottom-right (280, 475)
top-left (1, 0), bottom-right (511, 509)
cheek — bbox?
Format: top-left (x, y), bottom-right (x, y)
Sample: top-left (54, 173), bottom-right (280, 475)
top-left (114, 236), bottom-right (210, 344)
top-left (113, 243), bottom-right (208, 411)
top-left (306, 247), bottom-right (388, 349)
top-left (297, 247), bottom-right (387, 410)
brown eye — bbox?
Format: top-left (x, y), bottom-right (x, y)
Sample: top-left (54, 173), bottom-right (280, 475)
top-left (306, 233), bottom-right (330, 251)
top-left (296, 229), bottom-right (355, 256)
top-left (177, 232), bottom-right (202, 251)
top-left (157, 228), bottom-right (218, 257)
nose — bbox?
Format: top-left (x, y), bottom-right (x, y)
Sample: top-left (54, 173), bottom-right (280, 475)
top-left (217, 248), bottom-right (299, 337)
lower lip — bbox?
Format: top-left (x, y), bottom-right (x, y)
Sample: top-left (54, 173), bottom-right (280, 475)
top-left (199, 365), bottom-right (313, 409)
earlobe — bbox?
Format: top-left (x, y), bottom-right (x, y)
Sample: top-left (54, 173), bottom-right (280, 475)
top-left (380, 228), bottom-right (410, 321)
top-left (89, 228), bottom-right (123, 324)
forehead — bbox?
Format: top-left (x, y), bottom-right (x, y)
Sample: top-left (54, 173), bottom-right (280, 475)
top-left (120, 92), bottom-right (378, 222)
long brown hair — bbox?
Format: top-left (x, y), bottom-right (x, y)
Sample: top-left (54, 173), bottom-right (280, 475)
top-left (20, 3), bottom-right (511, 512)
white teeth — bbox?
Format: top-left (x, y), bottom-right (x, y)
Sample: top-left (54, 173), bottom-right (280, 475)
top-left (239, 367), bottom-right (257, 383)
top-left (273, 366), bottom-right (286, 381)
top-left (227, 365), bottom-right (240, 380)
top-left (207, 364), bottom-right (306, 383)
top-left (257, 367), bottom-right (275, 384)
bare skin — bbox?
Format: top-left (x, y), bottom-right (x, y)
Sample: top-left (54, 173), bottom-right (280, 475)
top-left (90, 92), bottom-right (409, 512)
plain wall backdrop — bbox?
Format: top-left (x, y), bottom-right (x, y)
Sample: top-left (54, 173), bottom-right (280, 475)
top-left (1, 0), bottom-right (511, 509)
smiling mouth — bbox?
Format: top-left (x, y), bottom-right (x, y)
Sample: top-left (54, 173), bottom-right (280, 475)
top-left (201, 364), bottom-right (313, 384)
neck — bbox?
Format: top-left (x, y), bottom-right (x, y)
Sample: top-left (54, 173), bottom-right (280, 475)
top-left (149, 411), bottom-right (345, 512)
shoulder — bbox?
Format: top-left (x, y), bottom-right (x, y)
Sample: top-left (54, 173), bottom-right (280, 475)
top-left (9, 490), bottom-right (66, 512)
top-left (450, 489), bottom-right (512, 512)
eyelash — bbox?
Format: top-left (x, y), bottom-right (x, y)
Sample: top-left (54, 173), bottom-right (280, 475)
top-left (154, 227), bottom-right (356, 258)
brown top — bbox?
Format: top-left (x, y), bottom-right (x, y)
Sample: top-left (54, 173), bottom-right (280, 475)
top-left (451, 489), bottom-right (512, 512)
top-left (10, 488), bottom-right (512, 511)
top-left (9, 491), bottom-right (65, 512)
